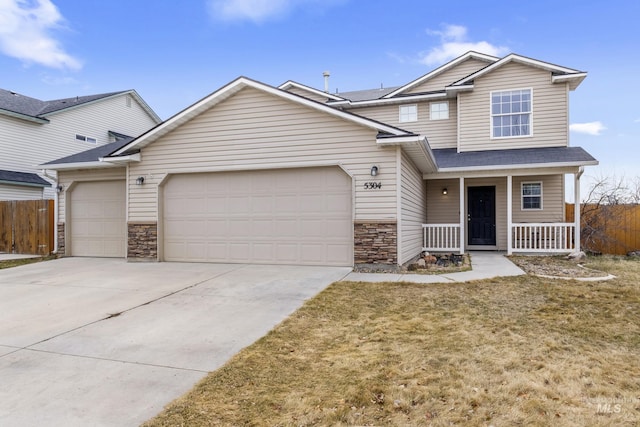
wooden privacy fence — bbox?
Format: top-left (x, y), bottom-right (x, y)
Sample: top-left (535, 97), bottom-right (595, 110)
top-left (566, 203), bottom-right (640, 255)
top-left (0, 200), bottom-right (54, 255)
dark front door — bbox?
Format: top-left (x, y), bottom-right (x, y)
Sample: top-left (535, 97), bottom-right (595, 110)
top-left (468, 186), bottom-right (496, 246)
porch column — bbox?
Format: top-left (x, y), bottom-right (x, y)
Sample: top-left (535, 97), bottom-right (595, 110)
top-left (459, 177), bottom-right (465, 254)
top-left (574, 168), bottom-right (583, 253)
top-left (507, 175), bottom-right (513, 255)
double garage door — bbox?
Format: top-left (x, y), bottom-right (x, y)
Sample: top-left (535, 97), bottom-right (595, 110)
top-left (163, 167), bottom-right (353, 266)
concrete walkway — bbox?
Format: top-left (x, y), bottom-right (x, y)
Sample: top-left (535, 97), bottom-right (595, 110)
top-left (342, 251), bottom-right (525, 283)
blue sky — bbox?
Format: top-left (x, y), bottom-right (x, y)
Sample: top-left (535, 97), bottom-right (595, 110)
top-left (1, 0), bottom-right (638, 200)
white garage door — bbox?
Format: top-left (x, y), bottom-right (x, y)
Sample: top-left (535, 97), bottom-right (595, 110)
top-left (163, 167), bottom-right (353, 266)
top-left (70, 180), bottom-right (126, 257)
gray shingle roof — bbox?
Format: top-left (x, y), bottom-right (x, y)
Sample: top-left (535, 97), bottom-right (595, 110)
top-left (432, 146), bottom-right (597, 169)
top-left (0, 169), bottom-right (50, 187)
top-left (0, 88), bottom-right (127, 119)
top-left (43, 136), bottom-right (135, 165)
top-left (335, 86), bottom-right (401, 102)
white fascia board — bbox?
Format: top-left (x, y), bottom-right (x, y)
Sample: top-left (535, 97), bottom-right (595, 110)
top-left (278, 80), bottom-right (345, 101)
top-left (445, 84), bottom-right (474, 94)
top-left (40, 161), bottom-right (121, 171)
top-left (330, 92), bottom-right (448, 109)
top-left (376, 135), bottom-right (424, 145)
top-left (453, 54), bottom-right (584, 87)
top-left (383, 51), bottom-right (499, 98)
top-left (112, 77), bottom-right (409, 157)
top-left (99, 153), bottom-right (141, 163)
top-left (552, 73), bottom-right (587, 90)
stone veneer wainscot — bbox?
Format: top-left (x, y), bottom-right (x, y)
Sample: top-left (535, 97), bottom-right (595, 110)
top-left (57, 223), bottom-right (65, 255)
top-left (128, 222), bottom-right (157, 260)
top-left (353, 221), bottom-right (397, 264)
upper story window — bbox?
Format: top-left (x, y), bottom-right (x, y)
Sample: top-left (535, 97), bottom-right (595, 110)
top-left (76, 134), bottom-right (97, 144)
top-left (491, 89), bottom-right (532, 138)
top-left (399, 104), bottom-right (418, 122)
top-left (430, 101), bottom-right (449, 120)
top-left (522, 182), bottom-right (542, 210)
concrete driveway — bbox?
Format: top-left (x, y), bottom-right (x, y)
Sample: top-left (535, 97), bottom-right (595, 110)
top-left (0, 258), bottom-right (350, 426)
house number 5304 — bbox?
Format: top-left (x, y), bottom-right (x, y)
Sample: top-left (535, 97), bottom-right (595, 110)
top-left (364, 182), bottom-right (382, 189)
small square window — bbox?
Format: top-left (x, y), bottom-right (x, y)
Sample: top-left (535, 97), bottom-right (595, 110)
top-left (430, 102), bottom-right (449, 120)
top-left (522, 182), bottom-right (542, 210)
top-left (76, 134), bottom-right (97, 144)
top-left (399, 104), bottom-right (417, 122)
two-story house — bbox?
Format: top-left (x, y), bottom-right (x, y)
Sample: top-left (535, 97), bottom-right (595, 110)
top-left (43, 51), bottom-right (597, 265)
top-left (0, 89), bottom-right (161, 200)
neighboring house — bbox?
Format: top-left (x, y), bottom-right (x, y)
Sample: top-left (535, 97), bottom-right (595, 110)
top-left (42, 51), bottom-right (597, 266)
top-left (0, 88), bottom-right (161, 200)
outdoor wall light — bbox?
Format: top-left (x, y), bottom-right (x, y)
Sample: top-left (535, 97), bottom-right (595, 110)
top-left (442, 188), bottom-right (448, 195)
top-left (370, 165), bottom-right (379, 176)
top-left (56, 184), bottom-right (63, 193)
top-left (136, 176), bottom-right (145, 185)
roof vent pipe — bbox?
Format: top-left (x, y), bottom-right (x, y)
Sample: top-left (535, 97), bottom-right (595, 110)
top-left (323, 71), bottom-right (330, 93)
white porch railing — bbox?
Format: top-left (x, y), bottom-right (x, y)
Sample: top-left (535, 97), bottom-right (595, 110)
top-left (422, 224), bottom-right (461, 252)
top-left (511, 223), bottom-right (575, 253)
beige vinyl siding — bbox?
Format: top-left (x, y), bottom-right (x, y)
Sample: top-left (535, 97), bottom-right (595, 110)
top-left (1, 93), bottom-right (157, 199)
top-left (426, 179), bottom-right (460, 224)
top-left (57, 168), bottom-right (126, 223)
top-left (128, 87), bottom-right (398, 222)
top-left (458, 62), bottom-right (569, 152)
top-left (399, 150), bottom-right (426, 264)
top-left (284, 86), bottom-right (331, 103)
top-left (0, 184), bottom-right (43, 200)
top-left (512, 175), bottom-right (565, 223)
top-left (354, 99), bottom-right (457, 149)
top-left (407, 58), bottom-right (491, 94)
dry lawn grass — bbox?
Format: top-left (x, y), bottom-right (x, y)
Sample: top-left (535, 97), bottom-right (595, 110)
top-left (145, 256), bottom-right (640, 426)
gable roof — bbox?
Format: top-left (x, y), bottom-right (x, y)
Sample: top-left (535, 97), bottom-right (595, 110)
top-left (0, 89), bottom-right (161, 123)
top-left (382, 51), bottom-right (499, 99)
top-left (449, 53), bottom-right (587, 91)
top-left (277, 80), bottom-right (345, 101)
top-left (0, 169), bottom-right (51, 187)
top-left (109, 76), bottom-right (418, 158)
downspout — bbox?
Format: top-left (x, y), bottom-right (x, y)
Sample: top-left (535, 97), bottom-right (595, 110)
top-left (41, 169), bottom-right (58, 254)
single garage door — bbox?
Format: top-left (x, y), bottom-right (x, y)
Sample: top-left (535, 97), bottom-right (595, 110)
top-left (70, 180), bottom-right (126, 257)
top-left (163, 167), bottom-right (353, 266)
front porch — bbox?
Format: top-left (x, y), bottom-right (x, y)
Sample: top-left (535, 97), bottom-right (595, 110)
top-left (423, 222), bottom-right (576, 254)
top-left (421, 172), bottom-right (583, 255)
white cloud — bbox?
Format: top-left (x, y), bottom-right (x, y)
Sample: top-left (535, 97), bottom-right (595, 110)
top-left (570, 121), bottom-right (606, 136)
top-left (420, 24), bottom-right (508, 66)
top-left (208, 0), bottom-right (343, 23)
top-left (0, 0), bottom-right (81, 70)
